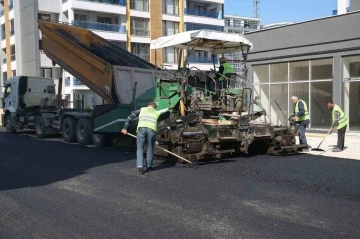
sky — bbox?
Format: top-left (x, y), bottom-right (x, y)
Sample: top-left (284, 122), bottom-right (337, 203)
top-left (224, 0), bottom-right (339, 25)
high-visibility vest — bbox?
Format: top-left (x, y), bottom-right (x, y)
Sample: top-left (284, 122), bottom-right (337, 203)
top-left (219, 62), bottom-right (234, 81)
top-left (332, 104), bottom-right (348, 130)
top-left (294, 99), bottom-right (310, 121)
top-left (137, 107), bottom-right (160, 132)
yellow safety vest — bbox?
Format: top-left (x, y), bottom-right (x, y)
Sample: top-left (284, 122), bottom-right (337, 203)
top-left (332, 104), bottom-right (348, 130)
top-left (294, 99), bottom-right (310, 121)
top-left (219, 62), bottom-right (234, 81)
top-left (137, 107), bottom-right (160, 132)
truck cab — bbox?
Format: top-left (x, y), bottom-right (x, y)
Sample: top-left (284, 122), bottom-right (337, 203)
top-left (1, 76), bottom-right (56, 133)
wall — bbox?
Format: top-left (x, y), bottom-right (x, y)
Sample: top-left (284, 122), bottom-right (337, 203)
top-left (351, 0), bottom-right (360, 11)
top-left (16, 0), bottom-right (40, 76)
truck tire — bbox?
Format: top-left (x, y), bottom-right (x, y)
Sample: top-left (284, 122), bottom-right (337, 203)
top-left (76, 118), bottom-right (92, 145)
top-left (92, 133), bottom-right (107, 147)
top-left (35, 116), bottom-right (46, 139)
top-left (62, 117), bottom-right (77, 143)
top-left (5, 114), bottom-right (16, 134)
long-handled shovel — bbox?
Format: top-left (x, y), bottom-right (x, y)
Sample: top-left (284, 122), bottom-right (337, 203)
top-left (311, 128), bottom-right (332, 152)
top-left (126, 132), bottom-right (198, 168)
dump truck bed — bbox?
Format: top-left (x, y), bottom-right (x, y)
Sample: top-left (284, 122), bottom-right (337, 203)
top-left (38, 20), bottom-right (160, 104)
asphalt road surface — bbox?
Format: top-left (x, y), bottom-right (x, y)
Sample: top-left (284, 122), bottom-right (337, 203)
top-left (1, 131), bottom-right (360, 239)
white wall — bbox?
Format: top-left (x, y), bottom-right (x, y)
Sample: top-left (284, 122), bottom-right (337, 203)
top-left (38, 0), bottom-right (60, 13)
top-left (16, 0), bottom-right (40, 76)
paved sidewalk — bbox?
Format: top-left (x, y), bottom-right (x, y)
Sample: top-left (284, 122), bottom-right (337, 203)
top-left (301, 133), bottom-right (360, 160)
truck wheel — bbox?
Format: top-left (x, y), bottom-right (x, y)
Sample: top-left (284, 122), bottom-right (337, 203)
top-left (92, 133), bottom-right (107, 147)
top-left (5, 114), bottom-right (16, 134)
top-left (62, 117), bottom-right (76, 143)
top-left (76, 118), bottom-right (92, 145)
top-left (35, 116), bottom-right (46, 139)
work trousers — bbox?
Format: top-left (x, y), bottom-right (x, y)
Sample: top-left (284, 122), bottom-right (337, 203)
top-left (298, 119), bottom-right (310, 145)
top-left (136, 127), bottom-right (156, 168)
top-left (337, 125), bottom-right (346, 150)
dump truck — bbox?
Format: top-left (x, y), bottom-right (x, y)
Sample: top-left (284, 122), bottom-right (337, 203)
top-left (1, 20), bottom-right (307, 163)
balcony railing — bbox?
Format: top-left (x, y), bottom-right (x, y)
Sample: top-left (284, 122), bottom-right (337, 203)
top-left (184, 8), bottom-right (222, 19)
top-left (11, 54), bottom-right (15, 62)
top-left (187, 56), bottom-right (214, 64)
top-left (131, 28), bottom-right (149, 37)
top-left (78, 0), bottom-right (126, 6)
top-left (185, 23), bottom-right (224, 32)
top-left (163, 6), bottom-right (179, 15)
top-left (72, 20), bottom-right (126, 33)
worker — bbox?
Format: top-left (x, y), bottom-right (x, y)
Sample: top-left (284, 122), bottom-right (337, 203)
top-left (290, 96), bottom-right (310, 148)
top-left (326, 100), bottom-right (348, 152)
top-left (210, 56), bottom-right (233, 92)
top-left (121, 102), bottom-right (160, 175)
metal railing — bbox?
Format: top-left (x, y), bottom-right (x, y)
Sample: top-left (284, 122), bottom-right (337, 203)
top-left (163, 6), bottom-right (179, 15)
top-left (130, 0), bottom-right (149, 11)
top-left (184, 8), bottom-right (222, 19)
top-left (130, 28), bottom-right (149, 37)
top-left (78, 0), bottom-right (126, 5)
top-left (72, 20), bottom-right (126, 33)
top-left (185, 23), bottom-right (224, 32)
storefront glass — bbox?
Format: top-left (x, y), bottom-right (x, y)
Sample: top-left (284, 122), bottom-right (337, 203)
top-left (270, 63), bottom-right (288, 83)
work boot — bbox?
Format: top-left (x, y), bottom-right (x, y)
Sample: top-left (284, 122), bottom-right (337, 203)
top-left (332, 148), bottom-right (342, 152)
top-left (147, 167), bottom-right (154, 172)
top-left (138, 168), bottom-right (144, 175)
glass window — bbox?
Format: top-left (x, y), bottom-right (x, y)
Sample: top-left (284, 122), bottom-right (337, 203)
top-left (344, 81), bottom-right (360, 131)
top-left (97, 17), bottom-right (112, 24)
top-left (343, 56), bottom-right (360, 79)
top-left (270, 84), bottom-right (288, 126)
top-left (253, 84), bottom-right (269, 117)
top-left (253, 65), bottom-right (268, 84)
top-left (270, 63), bottom-right (288, 82)
top-left (311, 58), bottom-right (333, 80)
top-left (289, 61), bottom-right (309, 82)
top-left (74, 14), bottom-right (87, 21)
top-left (289, 82), bottom-right (309, 118)
top-left (310, 81), bottom-right (333, 129)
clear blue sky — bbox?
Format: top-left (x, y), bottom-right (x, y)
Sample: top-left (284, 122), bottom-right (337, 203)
top-left (224, 0), bottom-right (338, 24)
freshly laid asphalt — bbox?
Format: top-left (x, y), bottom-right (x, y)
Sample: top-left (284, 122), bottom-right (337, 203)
top-left (1, 131), bottom-right (360, 239)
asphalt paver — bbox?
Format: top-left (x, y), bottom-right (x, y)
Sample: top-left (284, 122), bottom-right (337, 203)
top-left (0, 132), bottom-right (360, 239)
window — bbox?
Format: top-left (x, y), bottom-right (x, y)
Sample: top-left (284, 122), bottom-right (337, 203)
top-left (253, 65), bottom-right (269, 84)
top-left (131, 43), bottom-right (150, 61)
top-left (310, 81), bottom-right (332, 129)
top-left (343, 55), bottom-right (360, 79)
top-left (270, 63), bottom-right (288, 82)
top-left (344, 81), bottom-right (360, 131)
top-left (97, 17), bottom-right (112, 24)
top-left (12, 70), bottom-right (16, 77)
top-left (38, 13), bottom-right (51, 21)
top-left (130, 0), bottom-right (149, 11)
top-left (311, 58), bottom-right (333, 80)
top-left (130, 17), bottom-right (149, 36)
top-left (289, 61), bottom-right (309, 82)
top-left (163, 0), bottom-right (179, 15)
top-left (270, 84), bottom-right (288, 126)
top-left (40, 68), bottom-right (52, 78)
top-left (4, 84), bottom-right (11, 98)
top-left (74, 14), bottom-right (87, 21)
top-left (162, 21), bottom-right (179, 36)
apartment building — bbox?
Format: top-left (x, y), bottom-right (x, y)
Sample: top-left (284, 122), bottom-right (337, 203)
top-left (0, 0), bottom-right (224, 108)
top-left (223, 14), bottom-right (261, 77)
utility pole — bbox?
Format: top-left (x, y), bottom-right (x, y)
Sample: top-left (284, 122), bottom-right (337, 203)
top-left (253, 0), bottom-right (260, 18)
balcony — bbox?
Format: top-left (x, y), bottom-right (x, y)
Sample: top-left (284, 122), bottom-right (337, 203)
top-left (72, 20), bottom-right (126, 33)
top-left (131, 28), bottom-right (149, 37)
top-left (185, 23), bottom-right (224, 32)
top-left (225, 24), bottom-right (262, 33)
top-left (77, 0), bottom-right (126, 6)
top-left (184, 8), bottom-right (222, 19)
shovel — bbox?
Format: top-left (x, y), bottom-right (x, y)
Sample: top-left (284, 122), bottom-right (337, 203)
top-left (311, 128), bottom-right (332, 152)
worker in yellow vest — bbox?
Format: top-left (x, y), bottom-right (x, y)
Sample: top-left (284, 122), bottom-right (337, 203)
top-left (326, 100), bottom-right (348, 152)
top-left (210, 57), bottom-right (234, 92)
top-left (290, 96), bottom-right (310, 149)
top-left (121, 102), bottom-right (160, 175)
